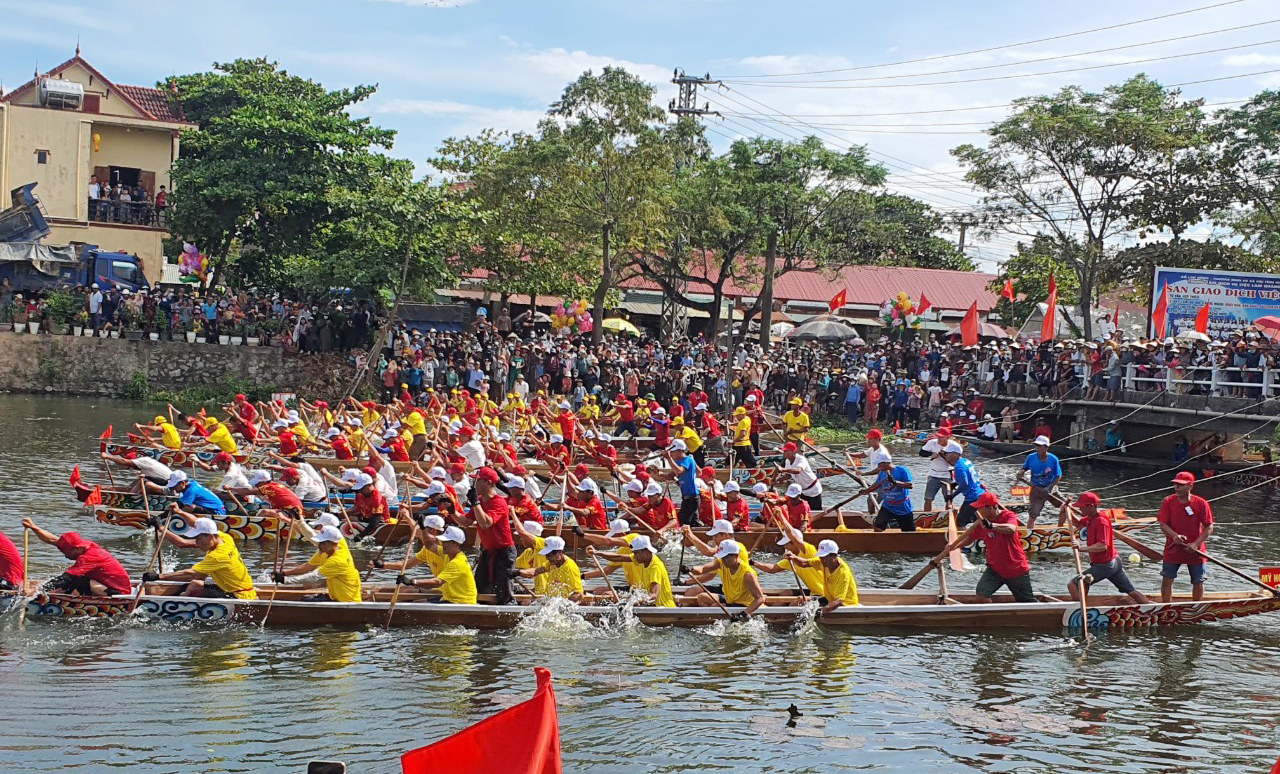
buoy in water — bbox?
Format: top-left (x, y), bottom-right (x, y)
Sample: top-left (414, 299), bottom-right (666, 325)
top-left (1128, 553), bottom-right (1141, 564)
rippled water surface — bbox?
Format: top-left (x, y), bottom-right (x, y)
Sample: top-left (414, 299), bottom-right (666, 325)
top-left (2, 395), bottom-right (1279, 773)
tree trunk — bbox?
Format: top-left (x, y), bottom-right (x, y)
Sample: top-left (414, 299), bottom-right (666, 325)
top-left (708, 284), bottom-right (724, 340)
top-left (758, 229), bottom-right (778, 347)
top-left (592, 222), bottom-right (610, 346)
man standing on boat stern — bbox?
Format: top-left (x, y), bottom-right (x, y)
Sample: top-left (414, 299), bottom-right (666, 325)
top-left (947, 442), bottom-right (986, 529)
top-left (1158, 472), bottom-right (1214, 602)
top-left (1014, 435), bottom-right (1061, 528)
top-left (1061, 492), bottom-right (1149, 605)
top-left (961, 493), bottom-right (1035, 603)
top-left (464, 467), bottom-right (517, 605)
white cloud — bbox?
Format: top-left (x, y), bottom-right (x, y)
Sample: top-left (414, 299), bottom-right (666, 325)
top-left (1222, 53), bottom-right (1280, 67)
top-left (374, 98), bottom-right (544, 130)
top-left (512, 47), bottom-right (671, 89)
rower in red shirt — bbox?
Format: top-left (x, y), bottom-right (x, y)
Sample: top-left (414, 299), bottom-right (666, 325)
top-left (465, 467), bottom-right (517, 605)
top-left (505, 476), bottom-right (543, 525)
top-left (687, 386), bottom-right (709, 411)
top-left (1062, 491), bottom-right (1149, 605)
top-left (538, 434), bottom-right (571, 471)
top-left (697, 404), bottom-right (722, 443)
top-left (612, 394), bottom-right (638, 437)
top-left (21, 518), bottom-right (130, 595)
top-left (325, 428), bottom-right (354, 460)
top-left (782, 484), bottom-right (812, 531)
top-left (382, 429), bottom-right (410, 462)
top-left (555, 402), bottom-right (577, 447)
top-left (275, 423), bottom-right (299, 456)
top-left (651, 408), bottom-right (671, 449)
top-left (244, 470), bottom-right (305, 524)
top-left (0, 528), bottom-right (22, 590)
top-left (696, 480), bottom-right (723, 527)
top-left (1157, 471), bottom-right (1214, 602)
top-left (563, 479), bottom-right (608, 531)
top-left (961, 492), bottom-right (1035, 602)
top-left (350, 472), bottom-right (391, 540)
top-left (588, 432), bottom-right (619, 469)
top-left (722, 481), bottom-right (751, 530)
top-left (232, 393), bottom-right (258, 425)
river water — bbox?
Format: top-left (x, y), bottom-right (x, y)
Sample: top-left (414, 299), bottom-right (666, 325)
top-left (2, 394), bottom-right (1279, 773)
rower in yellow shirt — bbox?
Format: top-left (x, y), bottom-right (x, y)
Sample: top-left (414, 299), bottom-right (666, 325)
top-left (396, 526), bottom-right (477, 604)
top-left (634, 399), bottom-right (652, 435)
top-left (731, 407), bottom-right (755, 467)
top-left (517, 536), bottom-right (584, 601)
top-left (150, 517), bottom-right (257, 600)
top-left (277, 524), bottom-right (362, 602)
top-left (781, 397), bottom-right (811, 443)
top-left (204, 416), bottom-right (240, 455)
top-left (141, 415), bottom-right (184, 450)
top-left (372, 514), bottom-right (448, 576)
top-left (512, 518), bottom-right (550, 595)
top-left (753, 516), bottom-right (825, 601)
top-left (671, 417), bottom-right (704, 463)
top-left (689, 539), bottom-right (765, 620)
top-left (588, 535), bottom-right (675, 606)
top-left (580, 519), bottom-right (644, 593)
top-left (785, 539), bottom-right (860, 613)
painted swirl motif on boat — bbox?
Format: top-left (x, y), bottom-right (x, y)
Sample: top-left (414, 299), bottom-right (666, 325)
top-left (25, 593), bottom-right (133, 619)
top-left (136, 599), bottom-right (231, 622)
top-left (1064, 597), bottom-right (1280, 629)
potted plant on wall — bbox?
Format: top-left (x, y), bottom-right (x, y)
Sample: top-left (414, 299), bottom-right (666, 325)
top-left (0, 300), bottom-right (14, 333)
top-left (229, 322), bottom-right (243, 346)
top-left (122, 308), bottom-right (143, 341)
top-left (74, 310), bottom-right (88, 336)
top-left (184, 318), bottom-right (197, 343)
top-left (245, 322), bottom-right (260, 347)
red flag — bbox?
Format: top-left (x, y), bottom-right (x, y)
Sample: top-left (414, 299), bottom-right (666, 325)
top-left (1270, 754), bottom-right (1280, 774)
top-left (1112, 305), bottom-right (1119, 326)
top-left (1041, 273), bottom-right (1058, 343)
top-left (100, 425), bottom-right (113, 440)
top-left (85, 486), bottom-right (102, 507)
top-left (1152, 282), bottom-right (1169, 338)
top-left (917, 293), bottom-right (932, 316)
top-left (70, 465), bottom-right (81, 487)
top-left (960, 301), bottom-right (979, 346)
top-left (1001, 278), bottom-right (1015, 303)
top-left (1195, 302), bottom-right (1210, 335)
top-left (828, 289), bottom-right (847, 313)
top-left (401, 668), bottom-right (562, 774)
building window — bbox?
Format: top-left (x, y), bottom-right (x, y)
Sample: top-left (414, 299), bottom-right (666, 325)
top-left (36, 150), bottom-right (49, 164)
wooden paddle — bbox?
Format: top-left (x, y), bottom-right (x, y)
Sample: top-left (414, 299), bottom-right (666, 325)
top-left (900, 523), bottom-right (978, 590)
top-left (128, 516), bottom-right (170, 614)
top-left (588, 551), bottom-right (620, 603)
top-left (688, 573), bottom-right (733, 620)
top-left (1068, 526), bottom-right (1093, 640)
top-left (138, 473), bottom-right (155, 525)
top-left (384, 519), bottom-right (421, 627)
top-left (1187, 546), bottom-right (1280, 597)
top-left (260, 521), bottom-right (295, 629)
top-left (945, 508), bottom-right (965, 572)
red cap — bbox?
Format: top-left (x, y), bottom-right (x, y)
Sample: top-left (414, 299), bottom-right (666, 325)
top-left (700, 466), bottom-right (716, 478)
top-left (315, 400), bottom-right (328, 408)
top-left (475, 466), bottom-right (500, 484)
top-left (1073, 491), bottom-right (1100, 508)
top-left (449, 462), bottom-right (466, 475)
top-left (234, 393), bottom-right (247, 401)
top-left (866, 429), bottom-right (883, 440)
top-left (973, 492), bottom-right (1000, 509)
top-left (635, 464), bottom-right (648, 474)
top-left (461, 389), bottom-right (471, 398)
top-left (782, 442), bottom-right (798, 453)
top-left (1172, 471), bottom-right (1196, 485)
top-left (362, 466), bottom-right (378, 478)
top-left (936, 428), bottom-right (952, 437)
top-left (283, 468), bottom-right (300, 482)
top-left (212, 452), bottom-right (233, 465)
top-left (574, 463), bottom-right (590, 478)
top-left (458, 426), bottom-right (475, 437)
top-left (55, 532), bottom-right (90, 553)
top-left (616, 393), bottom-right (626, 401)
top-left (513, 465), bottom-right (528, 475)
top-left (361, 401), bottom-right (377, 409)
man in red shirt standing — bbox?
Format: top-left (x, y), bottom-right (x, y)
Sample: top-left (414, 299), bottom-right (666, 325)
top-left (465, 467), bottom-right (516, 605)
top-left (22, 518), bottom-right (131, 596)
top-left (1062, 492), bottom-right (1149, 605)
top-left (1158, 472), bottom-right (1214, 602)
top-left (961, 492), bottom-right (1035, 602)
top-left (612, 394), bottom-right (638, 438)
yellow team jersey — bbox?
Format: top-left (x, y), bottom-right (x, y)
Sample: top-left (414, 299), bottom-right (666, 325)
top-left (349, 427), bottom-right (368, 453)
top-left (632, 555), bottom-right (675, 607)
top-left (207, 424), bottom-right (239, 454)
top-left (733, 417), bottom-right (752, 446)
top-left (414, 544), bottom-right (448, 575)
top-left (292, 422), bottom-right (312, 441)
top-left (192, 534), bottom-right (257, 600)
top-left (777, 541), bottom-right (825, 598)
top-left (307, 542), bottom-right (362, 602)
top-left (159, 422), bottom-right (182, 450)
top-left (823, 559), bottom-right (860, 606)
top-left (717, 560), bottom-right (759, 606)
top-left (543, 557), bottom-right (584, 598)
top-left (437, 551), bottom-right (478, 604)
top-left (782, 410), bottom-right (810, 436)
top-left (515, 537), bottom-right (550, 595)
top-left (403, 411), bottom-right (427, 436)
top-left (362, 408), bottom-right (381, 428)
top-left (679, 427), bottom-right (704, 453)
top-left (613, 534), bottom-right (643, 588)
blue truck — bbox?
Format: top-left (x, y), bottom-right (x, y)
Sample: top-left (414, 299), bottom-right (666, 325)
top-left (0, 183), bottom-right (150, 293)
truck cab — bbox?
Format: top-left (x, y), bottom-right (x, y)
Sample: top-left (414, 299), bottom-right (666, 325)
top-left (84, 247), bottom-right (149, 292)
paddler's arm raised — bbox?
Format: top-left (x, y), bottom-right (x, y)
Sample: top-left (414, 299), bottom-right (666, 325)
top-left (20, 518), bottom-right (59, 546)
top-left (680, 525), bottom-right (715, 557)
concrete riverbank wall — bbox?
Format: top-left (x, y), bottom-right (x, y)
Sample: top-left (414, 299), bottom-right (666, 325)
top-left (0, 332), bottom-right (355, 397)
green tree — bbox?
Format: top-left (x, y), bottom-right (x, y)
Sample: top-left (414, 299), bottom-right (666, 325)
top-left (952, 75), bottom-right (1208, 338)
top-left (816, 191), bottom-right (973, 272)
top-left (987, 235), bottom-right (1080, 331)
top-left (1211, 91), bottom-right (1280, 255)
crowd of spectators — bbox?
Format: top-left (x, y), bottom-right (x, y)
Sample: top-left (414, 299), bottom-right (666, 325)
top-left (87, 175), bottom-right (167, 226)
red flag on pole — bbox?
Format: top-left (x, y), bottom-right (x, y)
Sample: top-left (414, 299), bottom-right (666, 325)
top-left (828, 289), bottom-right (847, 313)
top-left (1269, 753), bottom-right (1280, 774)
top-left (85, 486), bottom-right (102, 507)
top-left (401, 668), bottom-right (562, 774)
top-left (100, 425), bottom-right (113, 441)
top-left (1040, 273), bottom-right (1058, 343)
top-left (1195, 302), bottom-right (1210, 335)
top-left (917, 293), bottom-right (932, 316)
top-left (1111, 305), bottom-right (1119, 326)
top-left (960, 301), bottom-right (979, 346)
top-left (70, 465), bottom-right (81, 487)
top-left (1001, 278), bottom-right (1015, 303)
top-left (1152, 282), bottom-right (1169, 338)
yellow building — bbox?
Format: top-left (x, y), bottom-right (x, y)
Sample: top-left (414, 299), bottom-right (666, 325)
top-left (0, 54), bottom-right (189, 281)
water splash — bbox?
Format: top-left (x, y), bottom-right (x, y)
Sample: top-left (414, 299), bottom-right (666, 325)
top-left (513, 596), bottom-right (597, 637)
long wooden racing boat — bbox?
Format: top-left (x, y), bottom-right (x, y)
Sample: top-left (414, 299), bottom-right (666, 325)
top-left (964, 436), bottom-right (1266, 476)
top-left (18, 585), bottom-right (1280, 632)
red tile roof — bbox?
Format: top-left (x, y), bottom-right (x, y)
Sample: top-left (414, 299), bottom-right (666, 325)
top-left (3, 55), bottom-right (190, 124)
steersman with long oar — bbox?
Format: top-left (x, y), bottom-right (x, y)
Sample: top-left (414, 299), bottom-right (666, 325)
top-left (1059, 492), bottom-right (1150, 606)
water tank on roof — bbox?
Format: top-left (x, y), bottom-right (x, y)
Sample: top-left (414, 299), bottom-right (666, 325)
top-left (38, 78), bottom-right (84, 110)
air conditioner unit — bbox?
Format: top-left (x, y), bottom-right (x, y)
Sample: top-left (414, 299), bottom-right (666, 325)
top-left (38, 78), bottom-right (84, 110)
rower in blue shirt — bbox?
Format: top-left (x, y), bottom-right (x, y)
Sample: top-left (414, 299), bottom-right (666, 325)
top-left (853, 448), bottom-right (915, 532)
top-left (944, 441), bottom-right (986, 528)
top-left (1014, 435), bottom-right (1062, 528)
top-left (164, 470), bottom-right (228, 520)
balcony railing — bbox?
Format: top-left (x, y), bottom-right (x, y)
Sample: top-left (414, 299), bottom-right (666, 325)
top-left (87, 199), bottom-right (166, 228)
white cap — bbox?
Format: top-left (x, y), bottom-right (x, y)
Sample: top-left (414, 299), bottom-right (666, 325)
top-left (629, 535), bottom-right (654, 552)
top-left (816, 539), bottom-right (839, 557)
top-left (707, 518), bottom-right (735, 537)
top-left (507, 476), bottom-right (526, 489)
top-left (182, 517), bottom-right (220, 538)
top-left (776, 532), bottom-right (792, 547)
top-left (540, 536), bottom-right (567, 554)
top-left (623, 480), bottom-right (643, 493)
top-left (287, 410), bottom-right (300, 421)
top-left (584, 430), bottom-right (596, 440)
top-left (499, 432), bottom-right (512, 442)
top-left (314, 525), bottom-right (344, 544)
top-left (695, 402), bottom-right (708, 410)
top-left (325, 428), bottom-right (341, 438)
top-left (724, 481), bottom-right (741, 494)
top-left (382, 428), bottom-right (399, 439)
top-left (576, 479), bottom-right (595, 492)
top-left (354, 473), bottom-right (374, 489)
top-left (424, 481), bottom-right (446, 497)
top-left (428, 466), bottom-right (447, 480)
top-left (869, 448), bottom-right (893, 466)
top-left (745, 394), bottom-right (757, 402)
top-left (421, 514), bottom-right (446, 531)
top-left (311, 513), bottom-right (340, 528)
top-left (441, 526), bottom-right (466, 544)
top-left (752, 482), bottom-right (768, 496)
top-left (340, 469), bottom-right (360, 482)
top-left (165, 470), bottom-right (188, 488)
top-left (944, 441), bottom-right (964, 454)
top-left (714, 539), bottom-right (743, 559)
top-left (785, 483), bottom-right (802, 498)
top-left (643, 482), bottom-right (663, 497)
top-left (523, 520), bottom-right (544, 536)
top-left (248, 470), bottom-right (272, 486)
top-left (606, 518), bottom-right (630, 537)
top-left (652, 407), bottom-right (666, 415)
top-left (272, 420), bottom-right (288, 429)
top-left (550, 434), bottom-right (564, 444)
top-left (558, 401), bottom-right (571, 409)
top-left (669, 439), bottom-right (687, 451)
top-left (597, 432), bottom-right (611, 442)
top-left (1033, 435), bottom-right (1051, 446)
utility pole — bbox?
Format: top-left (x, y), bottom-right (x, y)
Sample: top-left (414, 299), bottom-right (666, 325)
top-left (662, 69), bottom-right (721, 342)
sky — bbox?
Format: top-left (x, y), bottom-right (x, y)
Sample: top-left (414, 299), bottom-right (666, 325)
top-left (3, 0), bottom-right (1278, 269)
